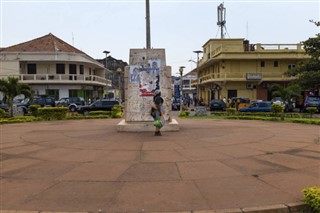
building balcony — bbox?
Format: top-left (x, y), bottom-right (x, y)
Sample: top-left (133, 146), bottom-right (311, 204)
top-left (191, 72), bottom-right (296, 86)
top-left (0, 74), bottom-right (112, 87)
top-left (200, 43), bottom-right (304, 65)
top-left (182, 85), bottom-right (196, 90)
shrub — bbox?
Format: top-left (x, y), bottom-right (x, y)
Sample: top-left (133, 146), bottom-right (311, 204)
top-left (89, 111), bottom-right (112, 116)
top-left (211, 111), bottom-right (227, 116)
top-left (179, 110), bottom-right (190, 117)
top-left (306, 107), bottom-right (318, 118)
top-left (0, 116), bottom-right (40, 124)
top-left (112, 104), bottom-right (122, 112)
top-left (291, 119), bottom-right (320, 125)
top-left (0, 108), bottom-right (8, 118)
top-left (37, 107), bottom-right (68, 120)
top-left (271, 103), bottom-right (284, 114)
top-left (28, 104), bottom-right (41, 116)
top-left (302, 187), bottom-right (320, 212)
top-left (111, 104), bottom-right (123, 118)
top-left (227, 108), bottom-right (236, 115)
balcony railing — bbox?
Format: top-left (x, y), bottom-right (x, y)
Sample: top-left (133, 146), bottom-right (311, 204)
top-left (191, 72), bottom-right (296, 85)
top-left (0, 74), bottom-right (111, 86)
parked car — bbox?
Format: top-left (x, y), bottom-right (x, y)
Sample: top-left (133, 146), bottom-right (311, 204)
top-left (16, 96), bottom-right (56, 115)
top-left (172, 97), bottom-right (180, 111)
top-left (303, 96), bottom-right (320, 112)
top-left (0, 100), bottom-right (9, 112)
top-left (230, 97), bottom-right (250, 110)
top-left (210, 99), bottom-right (226, 111)
top-left (77, 99), bottom-right (119, 116)
top-left (56, 97), bottom-right (85, 112)
top-left (239, 101), bottom-right (272, 112)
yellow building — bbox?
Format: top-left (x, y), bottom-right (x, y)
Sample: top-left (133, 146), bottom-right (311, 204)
top-left (191, 38), bottom-right (309, 105)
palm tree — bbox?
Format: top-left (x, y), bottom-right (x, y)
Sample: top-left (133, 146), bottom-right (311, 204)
top-left (0, 77), bottom-right (31, 117)
top-left (269, 83), bottom-right (301, 111)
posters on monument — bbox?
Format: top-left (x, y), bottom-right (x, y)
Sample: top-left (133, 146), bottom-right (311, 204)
top-left (129, 59), bottom-right (160, 96)
top-left (130, 66), bottom-right (140, 83)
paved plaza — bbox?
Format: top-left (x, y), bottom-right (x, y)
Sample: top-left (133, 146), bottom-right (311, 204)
top-left (1, 118), bottom-right (319, 212)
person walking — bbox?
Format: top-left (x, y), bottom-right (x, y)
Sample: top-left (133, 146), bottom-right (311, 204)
top-left (151, 90), bottom-right (164, 136)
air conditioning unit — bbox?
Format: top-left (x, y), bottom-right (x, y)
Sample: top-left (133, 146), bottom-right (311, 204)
top-left (246, 83), bottom-right (254, 89)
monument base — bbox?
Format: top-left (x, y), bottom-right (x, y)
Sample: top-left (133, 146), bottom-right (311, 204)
top-left (117, 119), bottom-right (180, 132)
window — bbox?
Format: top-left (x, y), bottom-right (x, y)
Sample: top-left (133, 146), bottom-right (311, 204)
top-left (45, 89), bottom-right (59, 100)
top-left (274, 61), bottom-right (278, 67)
top-left (27, 64), bottom-right (37, 74)
top-left (288, 64), bottom-right (296, 69)
top-left (69, 64), bottom-right (77, 74)
top-left (80, 65), bottom-right (84, 75)
top-left (69, 90), bottom-right (78, 97)
top-left (260, 61), bottom-right (265, 67)
top-left (56, 64), bottom-right (65, 74)
top-left (227, 90), bottom-right (237, 99)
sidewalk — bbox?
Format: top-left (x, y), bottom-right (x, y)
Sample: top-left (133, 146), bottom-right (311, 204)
top-left (1, 118), bottom-right (319, 212)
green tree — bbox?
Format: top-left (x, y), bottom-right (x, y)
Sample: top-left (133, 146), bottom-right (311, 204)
top-left (287, 22), bottom-right (320, 90)
top-left (0, 77), bottom-right (31, 117)
top-left (269, 83), bottom-right (301, 111)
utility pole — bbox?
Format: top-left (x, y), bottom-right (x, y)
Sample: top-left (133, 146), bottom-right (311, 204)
top-left (146, 0), bottom-right (151, 49)
top-left (193, 50), bottom-right (203, 101)
top-left (179, 66), bottom-right (185, 113)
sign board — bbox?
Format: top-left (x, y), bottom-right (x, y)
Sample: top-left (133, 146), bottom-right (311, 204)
top-left (246, 73), bottom-right (262, 80)
top-left (195, 106), bottom-right (207, 116)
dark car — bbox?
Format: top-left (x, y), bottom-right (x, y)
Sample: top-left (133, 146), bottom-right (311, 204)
top-left (77, 99), bottom-right (119, 116)
top-left (303, 96), bottom-right (320, 112)
top-left (16, 96), bottom-right (56, 115)
top-left (239, 101), bottom-right (272, 112)
top-left (56, 97), bottom-right (85, 112)
top-left (172, 97), bottom-right (180, 111)
top-left (210, 99), bottom-right (226, 111)
top-left (0, 100), bottom-right (9, 112)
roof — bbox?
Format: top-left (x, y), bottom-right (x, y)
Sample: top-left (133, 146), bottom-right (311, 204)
top-left (0, 33), bottom-right (85, 54)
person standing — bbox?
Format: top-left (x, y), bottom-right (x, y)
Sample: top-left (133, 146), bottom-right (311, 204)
top-left (152, 90), bottom-right (164, 136)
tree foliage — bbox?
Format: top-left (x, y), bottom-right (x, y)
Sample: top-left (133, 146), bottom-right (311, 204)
top-left (269, 83), bottom-right (301, 105)
top-left (287, 31), bottom-right (320, 90)
top-left (0, 77), bottom-right (31, 117)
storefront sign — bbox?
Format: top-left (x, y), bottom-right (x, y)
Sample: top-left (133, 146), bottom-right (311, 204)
top-left (246, 73), bottom-right (262, 80)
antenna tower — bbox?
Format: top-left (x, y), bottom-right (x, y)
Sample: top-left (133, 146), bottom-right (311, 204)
top-left (217, 3), bottom-right (227, 39)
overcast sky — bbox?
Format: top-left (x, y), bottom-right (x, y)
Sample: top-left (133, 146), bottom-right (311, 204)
top-left (1, 0), bottom-right (319, 75)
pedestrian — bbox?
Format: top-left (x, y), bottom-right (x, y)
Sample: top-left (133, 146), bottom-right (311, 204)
top-left (151, 90), bottom-right (164, 136)
top-left (223, 97), bottom-right (226, 103)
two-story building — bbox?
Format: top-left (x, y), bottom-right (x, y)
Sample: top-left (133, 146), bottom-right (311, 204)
top-left (0, 33), bottom-right (111, 102)
top-left (191, 38), bottom-right (309, 105)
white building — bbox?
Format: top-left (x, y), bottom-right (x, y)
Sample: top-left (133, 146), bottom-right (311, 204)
top-left (0, 33), bottom-right (111, 102)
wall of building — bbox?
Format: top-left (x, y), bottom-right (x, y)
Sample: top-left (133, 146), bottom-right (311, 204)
top-left (0, 61), bottom-right (19, 75)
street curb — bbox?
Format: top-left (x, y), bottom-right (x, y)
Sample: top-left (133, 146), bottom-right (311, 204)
top-left (0, 203), bottom-right (309, 213)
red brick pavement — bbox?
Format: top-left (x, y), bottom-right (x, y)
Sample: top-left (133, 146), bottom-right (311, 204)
top-left (1, 118), bottom-right (319, 212)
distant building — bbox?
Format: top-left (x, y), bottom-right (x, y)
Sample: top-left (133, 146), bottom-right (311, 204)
top-left (191, 38), bottom-right (309, 105)
top-left (0, 33), bottom-right (111, 102)
top-left (97, 57), bottom-right (128, 101)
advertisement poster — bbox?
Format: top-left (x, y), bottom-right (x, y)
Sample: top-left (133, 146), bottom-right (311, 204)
top-left (130, 60), bottom-right (160, 96)
top-left (130, 66), bottom-right (140, 83)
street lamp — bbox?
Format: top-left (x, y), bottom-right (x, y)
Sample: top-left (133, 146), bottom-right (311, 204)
top-left (103, 50), bottom-right (110, 99)
top-left (193, 50), bottom-right (203, 104)
top-left (179, 66), bottom-right (185, 112)
top-left (116, 68), bottom-right (122, 102)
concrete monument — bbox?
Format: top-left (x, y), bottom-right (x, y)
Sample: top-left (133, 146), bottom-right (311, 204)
top-left (117, 0), bottom-right (179, 132)
top-left (117, 49), bottom-right (179, 132)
